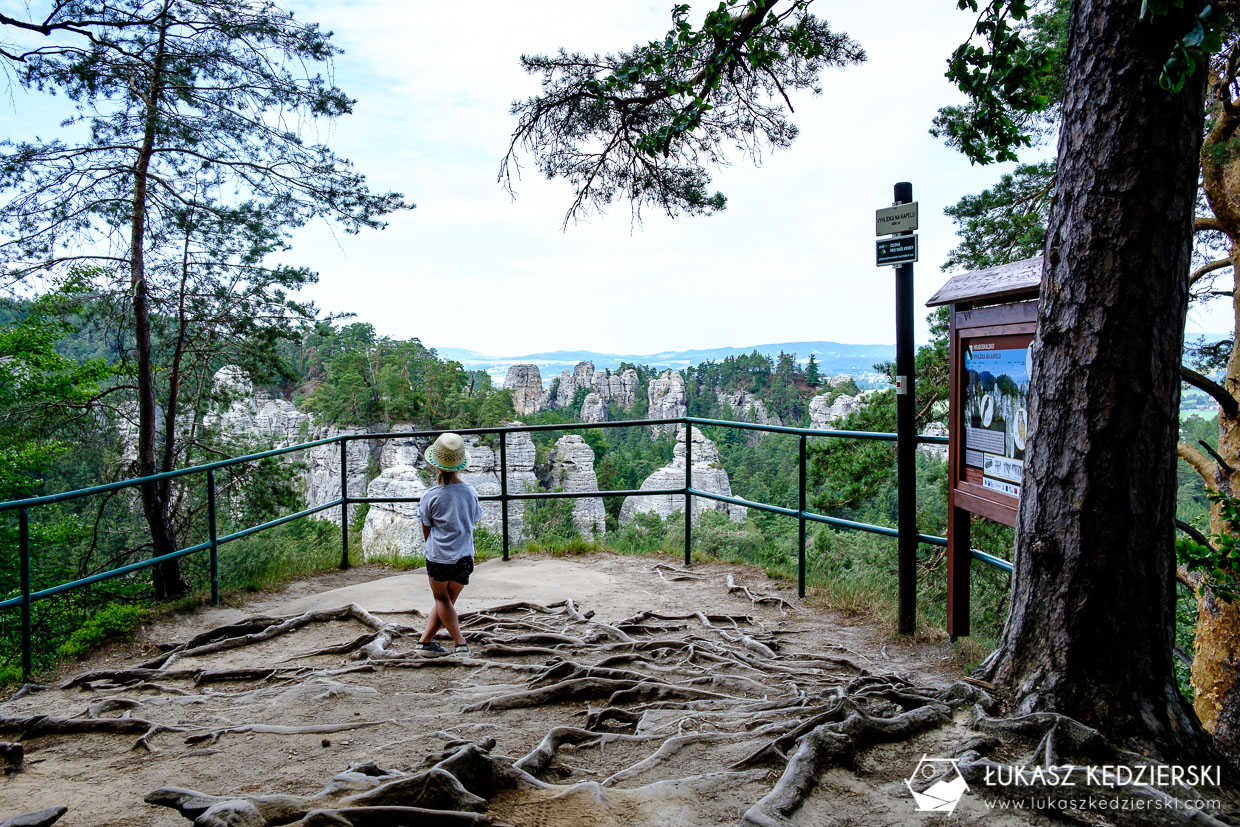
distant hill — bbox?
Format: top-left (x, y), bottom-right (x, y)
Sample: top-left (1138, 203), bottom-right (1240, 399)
top-left (435, 341), bottom-right (896, 387)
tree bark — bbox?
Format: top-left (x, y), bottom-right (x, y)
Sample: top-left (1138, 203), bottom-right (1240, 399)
top-left (130, 3), bottom-right (187, 600)
top-left (978, 0), bottom-right (1210, 760)
top-left (1185, 57), bottom-right (1240, 762)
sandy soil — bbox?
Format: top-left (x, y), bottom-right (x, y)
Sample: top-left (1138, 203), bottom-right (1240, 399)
top-left (0, 553), bottom-right (1047, 827)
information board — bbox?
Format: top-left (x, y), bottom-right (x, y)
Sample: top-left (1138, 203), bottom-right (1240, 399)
top-left (960, 333), bottom-right (1032, 502)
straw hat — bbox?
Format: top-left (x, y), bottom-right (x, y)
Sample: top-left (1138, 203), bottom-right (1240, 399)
top-left (425, 432), bottom-right (470, 472)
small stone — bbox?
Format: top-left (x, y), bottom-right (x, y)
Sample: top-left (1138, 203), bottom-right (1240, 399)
top-left (321, 739), bottom-right (331, 748)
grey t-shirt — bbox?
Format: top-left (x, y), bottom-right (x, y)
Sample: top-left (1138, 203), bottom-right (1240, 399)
top-left (420, 483), bottom-right (484, 564)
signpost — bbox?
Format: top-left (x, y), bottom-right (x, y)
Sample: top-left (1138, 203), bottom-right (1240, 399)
top-left (878, 183), bottom-right (917, 637)
top-left (875, 202), bottom-right (918, 235)
top-left (876, 236), bottom-right (917, 266)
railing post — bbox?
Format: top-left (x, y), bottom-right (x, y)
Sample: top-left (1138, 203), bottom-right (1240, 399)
top-left (339, 437), bottom-right (349, 570)
top-left (500, 431), bottom-right (509, 561)
top-left (19, 507), bottom-right (31, 682)
top-left (798, 434), bottom-right (807, 599)
top-left (684, 422), bottom-right (692, 566)
top-left (207, 469), bottom-right (220, 606)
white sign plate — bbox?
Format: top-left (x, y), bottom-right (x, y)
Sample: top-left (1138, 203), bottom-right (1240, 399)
top-left (876, 202), bottom-right (919, 235)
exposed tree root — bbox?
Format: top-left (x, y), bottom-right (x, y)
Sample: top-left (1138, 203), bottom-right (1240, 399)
top-left (741, 704), bottom-right (949, 826)
top-left (726, 574), bottom-right (793, 614)
top-left (15, 593), bottom-right (1230, 826)
top-left (0, 713), bottom-right (181, 752)
top-left (0, 807), bottom-right (67, 827)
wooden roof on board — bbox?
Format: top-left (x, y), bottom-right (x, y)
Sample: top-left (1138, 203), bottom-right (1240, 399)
top-left (926, 255), bottom-right (1042, 307)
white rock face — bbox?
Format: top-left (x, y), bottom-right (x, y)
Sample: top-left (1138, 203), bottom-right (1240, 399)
top-left (619, 427), bottom-right (746, 525)
top-left (718, 390), bottom-right (776, 426)
top-left (503, 364), bottom-right (543, 415)
top-left (647, 370), bottom-right (687, 435)
top-left (550, 435), bottom-right (606, 538)
top-left (306, 430), bottom-right (379, 526)
top-left (918, 421), bottom-right (949, 461)
top-left (580, 392), bottom-right (607, 424)
top-left (214, 364), bottom-right (253, 397)
top-left (360, 427), bottom-right (538, 560)
top-left (203, 365), bottom-right (312, 447)
top-left (829, 374), bottom-right (853, 388)
top-left (545, 362), bottom-right (640, 415)
top-left (360, 465), bottom-right (429, 558)
top-left (592, 367), bottom-right (639, 409)
top-left (254, 397), bottom-right (311, 446)
top-left (809, 392), bottom-right (860, 429)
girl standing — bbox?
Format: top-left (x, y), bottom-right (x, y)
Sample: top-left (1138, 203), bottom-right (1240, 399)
top-left (415, 433), bottom-right (483, 656)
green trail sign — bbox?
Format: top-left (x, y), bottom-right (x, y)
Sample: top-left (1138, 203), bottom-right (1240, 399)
top-left (877, 235), bottom-right (917, 266)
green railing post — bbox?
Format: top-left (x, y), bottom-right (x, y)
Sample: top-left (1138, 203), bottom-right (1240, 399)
top-left (19, 506), bottom-right (31, 682)
top-left (339, 438), bottom-right (350, 570)
top-left (500, 431), bottom-right (509, 561)
top-left (684, 422), bottom-right (693, 566)
top-left (207, 469), bottom-right (220, 606)
top-left (798, 434), bottom-right (807, 599)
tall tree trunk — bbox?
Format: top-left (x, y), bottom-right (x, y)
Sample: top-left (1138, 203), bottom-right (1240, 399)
top-left (1174, 60), bottom-right (1240, 764)
top-left (130, 4), bottom-right (187, 600)
top-left (978, 0), bottom-right (1210, 760)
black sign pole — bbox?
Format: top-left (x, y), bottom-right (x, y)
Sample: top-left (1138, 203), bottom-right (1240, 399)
top-left (894, 181), bottom-right (916, 636)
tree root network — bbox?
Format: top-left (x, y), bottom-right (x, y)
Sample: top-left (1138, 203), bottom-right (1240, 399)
top-left (4, 572), bottom-right (1236, 825)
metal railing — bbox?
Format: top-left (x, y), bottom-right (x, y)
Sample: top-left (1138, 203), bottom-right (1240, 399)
top-left (1, 415), bottom-right (1011, 680)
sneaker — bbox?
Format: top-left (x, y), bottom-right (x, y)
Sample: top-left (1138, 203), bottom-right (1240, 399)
top-left (453, 643), bottom-right (471, 656)
top-left (415, 641), bottom-right (448, 657)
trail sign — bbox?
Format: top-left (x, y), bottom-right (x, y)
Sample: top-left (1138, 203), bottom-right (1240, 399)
top-left (877, 235), bottom-right (918, 266)
top-left (876, 202), bottom-right (919, 235)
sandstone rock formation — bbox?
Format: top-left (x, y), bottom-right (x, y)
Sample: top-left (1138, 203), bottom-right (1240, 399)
top-left (359, 464), bottom-right (429, 558)
top-left (306, 430), bottom-right (380, 527)
top-left (918, 422), bottom-right (949, 461)
top-left (809, 392), bottom-right (860, 429)
top-left (549, 435), bottom-right (606, 538)
top-left (619, 427), bottom-right (746, 525)
top-left (360, 428), bottom-right (538, 560)
top-left (579, 392), bottom-right (607, 424)
top-left (548, 361), bottom-right (591, 409)
top-left (503, 364), bottom-right (543, 416)
top-left (718, 389), bottom-right (777, 426)
top-left (647, 369), bottom-right (687, 435)
top-left (546, 361), bottom-right (640, 414)
top-left (592, 367), bottom-right (639, 409)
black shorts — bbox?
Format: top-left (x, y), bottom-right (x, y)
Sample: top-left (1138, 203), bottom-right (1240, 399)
top-left (426, 556), bottom-right (474, 586)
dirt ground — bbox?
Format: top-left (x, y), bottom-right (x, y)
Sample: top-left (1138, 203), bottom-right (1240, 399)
top-left (1, 553), bottom-right (1055, 826)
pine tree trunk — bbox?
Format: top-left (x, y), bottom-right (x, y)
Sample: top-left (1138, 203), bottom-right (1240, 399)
top-left (131, 7), bottom-right (187, 601)
top-left (978, 0), bottom-right (1210, 760)
top-left (1186, 84), bottom-right (1240, 763)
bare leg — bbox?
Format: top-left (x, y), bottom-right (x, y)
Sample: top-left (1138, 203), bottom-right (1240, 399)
top-left (420, 579), bottom-right (466, 644)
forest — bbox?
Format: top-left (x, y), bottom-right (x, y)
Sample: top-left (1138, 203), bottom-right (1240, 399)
top-left (1, 1), bottom-right (1239, 823)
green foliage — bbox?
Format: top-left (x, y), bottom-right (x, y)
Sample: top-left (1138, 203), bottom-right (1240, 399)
top-left (1178, 489), bottom-right (1240, 603)
top-left (943, 161), bottom-right (1055, 271)
top-left (805, 354), bottom-right (821, 388)
top-left (522, 495), bottom-right (581, 545)
top-left (55, 604), bottom-right (150, 661)
top-left (504, 1), bottom-right (865, 223)
top-left (1140, 1), bottom-right (1227, 92)
top-left (1177, 414), bottom-right (1216, 528)
top-left (937, 0), bottom-right (1067, 164)
top-left (299, 323), bottom-right (513, 429)
top-left (940, 0), bottom-right (1219, 163)
top-left (0, 287), bottom-right (123, 500)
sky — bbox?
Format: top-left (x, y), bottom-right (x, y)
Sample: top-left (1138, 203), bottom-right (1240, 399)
top-left (1, 1), bottom-right (1232, 354)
